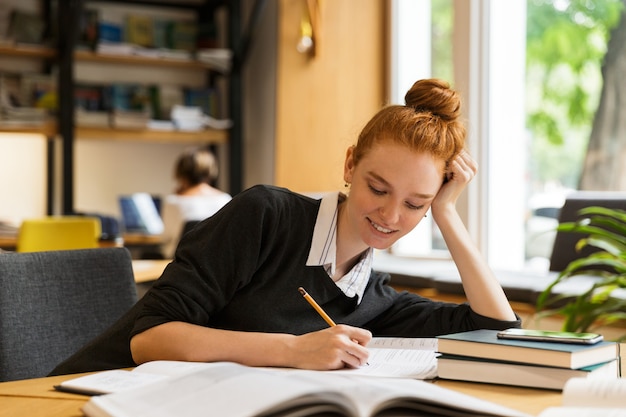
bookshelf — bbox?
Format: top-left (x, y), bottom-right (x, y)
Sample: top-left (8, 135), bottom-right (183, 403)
top-left (0, 0), bottom-right (248, 215)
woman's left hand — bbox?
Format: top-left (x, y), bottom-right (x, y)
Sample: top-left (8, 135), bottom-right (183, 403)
top-left (431, 150), bottom-right (477, 216)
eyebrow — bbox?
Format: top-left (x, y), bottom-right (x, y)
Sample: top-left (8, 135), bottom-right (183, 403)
top-left (367, 171), bottom-right (436, 199)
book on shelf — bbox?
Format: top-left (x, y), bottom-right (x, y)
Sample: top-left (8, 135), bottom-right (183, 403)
top-left (148, 84), bottom-right (184, 121)
top-left (155, 48), bottom-right (192, 60)
top-left (196, 48), bottom-right (233, 73)
top-left (75, 109), bottom-right (109, 128)
top-left (183, 87), bottom-right (218, 118)
top-left (98, 21), bottom-right (123, 44)
top-left (60, 361), bottom-right (530, 417)
top-left (75, 83), bottom-right (111, 111)
top-left (125, 15), bottom-right (153, 48)
top-left (109, 83), bottom-right (150, 129)
top-left (74, 82), bottom-right (111, 128)
top-left (168, 20), bottom-right (197, 52)
top-left (110, 84), bottom-right (149, 112)
top-left (152, 18), bottom-right (170, 50)
top-left (7, 9), bottom-right (45, 44)
top-left (21, 73), bottom-right (57, 112)
top-left (437, 354), bottom-right (619, 391)
top-left (537, 377), bottom-right (626, 417)
top-left (111, 110), bottom-right (149, 129)
top-left (96, 41), bottom-right (135, 56)
top-left (77, 8), bottom-right (99, 50)
top-left (437, 329), bottom-right (619, 369)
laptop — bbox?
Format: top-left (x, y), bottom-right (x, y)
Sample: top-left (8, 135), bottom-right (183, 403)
top-left (119, 193), bottom-right (164, 235)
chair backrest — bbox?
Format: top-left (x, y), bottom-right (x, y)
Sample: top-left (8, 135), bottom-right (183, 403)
top-left (0, 247), bottom-right (138, 382)
top-left (16, 216), bottom-right (101, 252)
top-left (549, 191), bottom-right (626, 271)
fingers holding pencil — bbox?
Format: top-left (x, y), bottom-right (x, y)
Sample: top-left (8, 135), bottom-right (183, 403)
top-left (298, 287), bottom-right (371, 368)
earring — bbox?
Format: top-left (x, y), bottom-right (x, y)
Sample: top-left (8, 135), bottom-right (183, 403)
top-left (344, 182), bottom-right (350, 188)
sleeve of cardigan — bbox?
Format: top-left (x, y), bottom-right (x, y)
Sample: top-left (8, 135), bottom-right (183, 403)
top-left (129, 186), bottom-right (285, 337)
top-left (363, 276), bottom-right (521, 337)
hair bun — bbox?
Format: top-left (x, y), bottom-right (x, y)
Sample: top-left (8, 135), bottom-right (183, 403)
top-left (404, 78), bottom-right (461, 121)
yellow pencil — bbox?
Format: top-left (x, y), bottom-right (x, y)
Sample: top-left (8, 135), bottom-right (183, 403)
top-left (298, 286), bottom-right (337, 327)
top-left (298, 286), bottom-right (369, 365)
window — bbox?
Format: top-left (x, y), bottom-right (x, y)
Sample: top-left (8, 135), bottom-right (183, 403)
top-left (389, 0), bottom-right (623, 271)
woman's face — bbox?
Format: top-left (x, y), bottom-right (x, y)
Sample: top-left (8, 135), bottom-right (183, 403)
top-left (343, 141), bottom-right (445, 250)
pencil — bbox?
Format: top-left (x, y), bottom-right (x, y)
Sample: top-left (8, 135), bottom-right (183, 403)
top-left (298, 286), bottom-right (369, 366)
top-left (298, 286), bottom-right (337, 327)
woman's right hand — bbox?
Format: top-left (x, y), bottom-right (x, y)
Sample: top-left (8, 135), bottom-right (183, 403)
top-left (288, 325), bottom-right (372, 370)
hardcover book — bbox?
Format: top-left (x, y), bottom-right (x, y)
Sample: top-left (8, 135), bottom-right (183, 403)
top-left (437, 329), bottom-right (619, 369)
top-left (437, 354), bottom-right (619, 390)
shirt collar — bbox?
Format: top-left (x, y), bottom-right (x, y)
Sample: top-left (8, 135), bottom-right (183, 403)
top-left (306, 192), bottom-right (372, 303)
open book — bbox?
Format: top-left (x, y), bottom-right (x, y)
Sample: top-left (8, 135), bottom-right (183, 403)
top-left (341, 336), bottom-right (438, 378)
top-left (538, 377), bottom-right (626, 417)
top-left (56, 338), bottom-right (439, 396)
top-left (80, 361), bottom-right (530, 417)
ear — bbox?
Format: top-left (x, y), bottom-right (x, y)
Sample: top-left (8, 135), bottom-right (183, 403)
top-left (343, 146), bottom-right (355, 184)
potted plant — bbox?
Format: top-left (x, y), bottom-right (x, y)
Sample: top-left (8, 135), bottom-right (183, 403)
top-left (536, 206), bottom-right (626, 342)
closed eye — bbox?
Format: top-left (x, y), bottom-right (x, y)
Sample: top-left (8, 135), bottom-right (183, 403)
top-left (406, 202), bottom-right (425, 211)
top-left (368, 184), bottom-right (385, 196)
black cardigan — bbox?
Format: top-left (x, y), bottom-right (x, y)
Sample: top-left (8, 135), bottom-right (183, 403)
top-left (50, 185), bottom-right (520, 376)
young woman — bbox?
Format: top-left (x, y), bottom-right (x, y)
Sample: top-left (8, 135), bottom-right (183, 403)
top-left (51, 79), bottom-right (519, 375)
top-left (160, 146), bottom-right (231, 258)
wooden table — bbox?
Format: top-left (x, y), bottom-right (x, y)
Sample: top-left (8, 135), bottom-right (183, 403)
top-left (131, 259), bottom-right (170, 283)
top-left (0, 371), bottom-right (563, 417)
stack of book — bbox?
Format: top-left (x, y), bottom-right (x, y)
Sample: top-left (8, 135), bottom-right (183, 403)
top-left (436, 329), bottom-right (620, 390)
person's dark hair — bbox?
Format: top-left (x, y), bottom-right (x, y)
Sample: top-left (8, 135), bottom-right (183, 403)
top-left (174, 147), bottom-right (218, 186)
top-left (352, 78), bottom-right (466, 170)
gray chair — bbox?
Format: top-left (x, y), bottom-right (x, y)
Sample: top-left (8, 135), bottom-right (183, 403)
top-left (0, 247), bottom-right (138, 382)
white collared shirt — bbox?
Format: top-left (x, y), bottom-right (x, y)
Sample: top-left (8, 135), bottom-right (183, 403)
top-left (306, 192), bottom-right (373, 303)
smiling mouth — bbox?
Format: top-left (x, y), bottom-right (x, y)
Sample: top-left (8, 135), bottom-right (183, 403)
top-left (369, 219), bottom-right (395, 234)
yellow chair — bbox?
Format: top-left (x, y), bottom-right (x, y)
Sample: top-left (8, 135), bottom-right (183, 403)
top-left (16, 216), bottom-right (101, 252)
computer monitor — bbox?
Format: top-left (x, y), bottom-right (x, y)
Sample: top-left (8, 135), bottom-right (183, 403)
top-left (549, 191), bottom-right (626, 271)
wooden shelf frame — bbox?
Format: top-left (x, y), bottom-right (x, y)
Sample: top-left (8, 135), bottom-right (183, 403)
top-left (76, 126), bottom-right (228, 143)
top-left (0, 44), bottom-right (56, 59)
top-left (0, 123), bottom-right (227, 144)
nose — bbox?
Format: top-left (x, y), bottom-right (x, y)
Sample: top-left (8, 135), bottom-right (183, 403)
top-left (378, 199), bottom-right (400, 224)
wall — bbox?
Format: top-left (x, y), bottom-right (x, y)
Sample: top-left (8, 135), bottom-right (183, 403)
top-left (243, 0), bottom-right (387, 193)
top-left (0, 134), bottom-right (47, 223)
top-left (0, 0), bottom-right (49, 223)
top-left (274, 0), bottom-right (386, 192)
top-left (242, 0), bottom-right (278, 188)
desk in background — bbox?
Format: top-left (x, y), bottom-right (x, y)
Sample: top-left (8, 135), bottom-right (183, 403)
top-left (131, 259), bottom-right (170, 283)
top-left (0, 370), bottom-right (564, 417)
top-left (0, 235), bottom-right (16, 251)
top-left (0, 234), bottom-right (164, 254)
